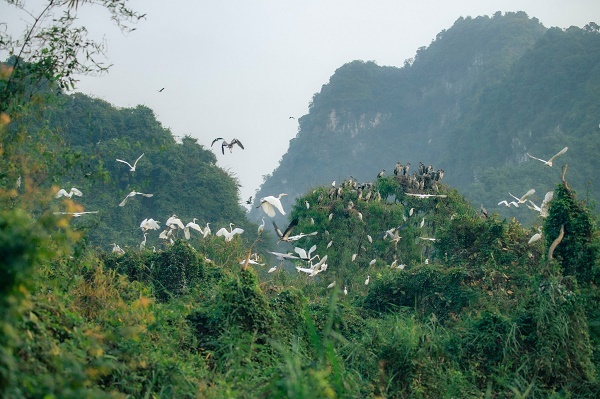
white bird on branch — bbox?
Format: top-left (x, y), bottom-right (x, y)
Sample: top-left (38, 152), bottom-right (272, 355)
top-left (184, 218), bottom-right (204, 239)
top-left (116, 153), bottom-right (144, 171)
top-left (140, 218), bottom-right (160, 231)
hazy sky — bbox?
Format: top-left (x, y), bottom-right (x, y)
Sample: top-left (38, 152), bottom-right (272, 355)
top-left (3, 1), bottom-right (599, 204)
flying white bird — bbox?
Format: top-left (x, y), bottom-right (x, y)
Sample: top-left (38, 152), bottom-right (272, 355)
top-left (406, 193), bottom-right (447, 199)
top-left (498, 200), bottom-right (519, 208)
top-left (166, 215), bottom-right (185, 230)
top-left (119, 191), bottom-right (153, 207)
top-left (140, 218), bottom-right (160, 231)
top-left (258, 193), bottom-right (288, 217)
top-left (55, 187), bottom-right (83, 198)
top-left (53, 211), bottom-right (98, 217)
top-left (527, 191), bottom-right (554, 218)
top-left (508, 188), bottom-right (536, 204)
top-left (184, 218), bottom-right (204, 239)
top-left (216, 223), bottom-right (244, 242)
top-left (526, 146), bottom-right (568, 167)
top-left (269, 251), bottom-right (299, 261)
top-left (294, 244), bottom-right (317, 262)
top-left (240, 259), bottom-right (265, 266)
top-left (116, 153), bottom-right (144, 171)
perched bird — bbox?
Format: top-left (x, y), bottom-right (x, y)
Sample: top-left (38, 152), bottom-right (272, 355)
top-left (268, 266), bottom-right (277, 273)
top-left (140, 233), bottom-right (147, 251)
top-left (16, 176), bottom-right (21, 189)
top-left (56, 187), bottom-right (83, 198)
top-left (420, 217), bottom-right (425, 228)
top-left (111, 243), bottom-right (125, 255)
top-left (258, 193), bottom-right (288, 217)
top-left (367, 235), bottom-right (373, 243)
top-left (116, 153), bottom-right (144, 171)
top-left (305, 200), bottom-right (310, 209)
top-left (480, 205), bottom-right (489, 218)
top-left (272, 218), bottom-right (299, 242)
top-left (344, 286), bottom-right (348, 296)
top-left (257, 217), bottom-right (266, 236)
top-left (327, 240), bottom-right (333, 249)
top-left (216, 223), bottom-right (244, 242)
top-left (419, 237), bottom-right (436, 241)
top-left (327, 281), bottom-right (336, 289)
top-left (269, 251), bottom-right (299, 261)
top-left (351, 253), bottom-right (357, 262)
top-left (119, 191), bottom-right (154, 207)
top-left (203, 222), bottom-right (212, 238)
top-left (369, 259), bottom-right (377, 266)
top-left (528, 232), bottom-right (542, 244)
top-left (377, 169), bottom-right (385, 179)
top-left (365, 275), bottom-right (370, 285)
top-left (526, 146), bottom-right (568, 166)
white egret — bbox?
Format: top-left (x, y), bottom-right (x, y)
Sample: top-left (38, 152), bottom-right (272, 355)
top-left (258, 193), bottom-right (288, 217)
top-left (369, 259), bottom-right (376, 266)
top-left (140, 233), bottom-right (147, 251)
top-left (420, 217), bottom-right (425, 228)
top-left (203, 222), bottom-right (211, 238)
top-left (53, 211), bottom-right (98, 217)
top-left (56, 187), bottom-right (83, 198)
top-left (365, 275), bottom-right (370, 285)
top-left (216, 223), bottom-right (244, 242)
top-left (327, 281), bottom-right (336, 289)
top-left (344, 286), bottom-right (348, 296)
top-left (409, 208), bottom-right (414, 216)
top-left (111, 243), bottom-right (125, 255)
top-left (16, 176), bottom-right (21, 189)
top-left (286, 231), bottom-right (318, 242)
top-left (352, 253), bottom-right (357, 262)
top-left (305, 201), bottom-right (310, 209)
top-left (184, 218), bottom-right (204, 239)
top-left (166, 215), bottom-right (185, 230)
top-left (326, 240), bottom-right (333, 249)
top-left (116, 153), bottom-right (144, 171)
top-left (528, 232), bottom-right (542, 244)
top-left (257, 217), bottom-right (265, 235)
top-left (119, 191), bottom-right (153, 206)
top-left (419, 237), bottom-right (437, 241)
top-left (328, 213), bottom-right (333, 221)
top-left (367, 235), bottom-right (373, 243)
top-left (526, 146), bottom-right (568, 166)
top-left (508, 188), bottom-right (536, 204)
top-left (397, 264), bottom-right (406, 270)
top-left (240, 259), bottom-right (265, 266)
top-left (406, 193), bottom-right (447, 199)
top-left (269, 251), bottom-right (299, 261)
top-left (140, 218), bottom-right (160, 231)
top-left (268, 266), bottom-right (277, 273)
top-left (294, 244), bottom-right (317, 262)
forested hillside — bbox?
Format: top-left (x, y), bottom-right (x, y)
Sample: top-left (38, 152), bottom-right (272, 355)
top-left (8, 92), bottom-right (259, 250)
top-left (253, 12), bottom-right (600, 225)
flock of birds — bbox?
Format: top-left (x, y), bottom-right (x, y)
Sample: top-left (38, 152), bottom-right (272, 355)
top-left (483, 146), bottom-right (569, 244)
top-left (53, 141), bottom-right (568, 295)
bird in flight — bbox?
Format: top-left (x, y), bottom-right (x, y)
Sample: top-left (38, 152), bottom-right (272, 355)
top-left (258, 193), bottom-right (287, 217)
top-left (116, 153), bottom-right (144, 171)
top-left (56, 187), bottom-right (83, 198)
top-left (119, 191), bottom-right (154, 207)
top-left (211, 138), bottom-right (244, 154)
top-left (508, 188), bottom-right (535, 204)
top-left (272, 218), bottom-right (299, 242)
top-left (53, 211), bottom-right (98, 217)
top-left (526, 146), bottom-right (568, 166)
top-left (158, 88), bottom-right (164, 92)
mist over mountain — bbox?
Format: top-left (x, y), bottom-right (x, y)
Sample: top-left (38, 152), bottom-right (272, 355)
top-left (252, 12), bottom-right (600, 224)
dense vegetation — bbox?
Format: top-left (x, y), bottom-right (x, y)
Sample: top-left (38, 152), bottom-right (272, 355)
top-left (1, 4), bottom-right (599, 398)
top-left (253, 12), bottom-right (600, 226)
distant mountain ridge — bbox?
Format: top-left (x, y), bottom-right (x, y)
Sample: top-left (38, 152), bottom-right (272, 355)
top-left (252, 12), bottom-right (600, 224)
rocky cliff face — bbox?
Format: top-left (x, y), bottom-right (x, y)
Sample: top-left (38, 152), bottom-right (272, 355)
top-left (251, 12), bottom-right (600, 224)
